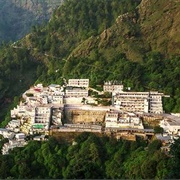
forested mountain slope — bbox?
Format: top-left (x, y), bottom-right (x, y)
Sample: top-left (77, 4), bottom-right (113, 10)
top-left (0, 0), bottom-right (63, 42)
top-left (138, 0), bottom-right (180, 56)
top-left (0, 133), bottom-right (176, 179)
top-left (70, 0), bottom-right (180, 61)
top-left (0, 0), bottom-right (179, 124)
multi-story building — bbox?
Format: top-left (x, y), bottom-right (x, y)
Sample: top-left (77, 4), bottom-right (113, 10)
top-left (48, 84), bottom-right (62, 92)
top-left (160, 115), bottom-right (180, 135)
top-left (60, 124), bottom-right (102, 133)
top-left (105, 111), bottom-right (119, 127)
top-left (2, 140), bottom-right (27, 155)
top-left (65, 87), bottom-right (88, 97)
top-left (113, 91), bottom-right (165, 114)
top-left (0, 128), bottom-right (15, 139)
top-left (32, 106), bottom-right (52, 131)
top-left (51, 93), bottom-right (63, 104)
top-left (103, 81), bottom-right (123, 93)
top-left (11, 105), bottom-right (27, 118)
top-left (68, 79), bottom-right (89, 87)
top-left (105, 111), bottom-right (143, 129)
top-left (6, 120), bottom-right (20, 132)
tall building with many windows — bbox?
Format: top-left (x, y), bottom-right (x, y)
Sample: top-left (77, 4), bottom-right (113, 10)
top-left (113, 91), bottom-right (166, 114)
top-left (32, 106), bottom-right (52, 130)
top-left (65, 87), bottom-right (88, 97)
top-left (103, 81), bottom-right (123, 93)
top-left (68, 79), bottom-right (89, 87)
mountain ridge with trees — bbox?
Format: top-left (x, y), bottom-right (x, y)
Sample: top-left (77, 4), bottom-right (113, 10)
top-left (0, 0), bottom-right (179, 124)
top-left (0, 132), bottom-right (174, 179)
top-left (0, 0), bottom-right (63, 42)
top-left (0, 0), bottom-right (179, 178)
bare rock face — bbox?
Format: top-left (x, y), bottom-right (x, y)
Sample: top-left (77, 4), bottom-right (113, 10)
top-left (0, 0), bottom-right (63, 42)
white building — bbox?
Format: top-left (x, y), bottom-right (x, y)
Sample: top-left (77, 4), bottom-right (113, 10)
top-left (32, 106), bottom-right (52, 131)
top-left (48, 84), bottom-right (61, 92)
top-left (11, 105), bottom-right (27, 118)
top-left (171, 113), bottom-right (180, 117)
top-left (15, 133), bottom-right (26, 140)
top-left (160, 115), bottom-right (180, 135)
top-left (105, 111), bottom-right (143, 129)
top-left (9, 83), bottom-right (67, 135)
top-left (34, 84), bottom-right (43, 91)
top-left (68, 79), bottom-right (89, 87)
top-left (33, 135), bottom-right (46, 141)
top-left (0, 128), bottom-right (15, 139)
top-left (113, 91), bottom-right (165, 114)
top-left (65, 87), bottom-right (88, 97)
top-left (2, 140), bottom-right (27, 155)
top-left (103, 81), bottom-right (123, 93)
top-left (6, 120), bottom-right (20, 129)
top-left (49, 93), bottom-right (63, 104)
top-left (62, 123), bottom-right (102, 133)
top-left (40, 95), bottom-right (48, 104)
top-left (105, 111), bottom-right (119, 127)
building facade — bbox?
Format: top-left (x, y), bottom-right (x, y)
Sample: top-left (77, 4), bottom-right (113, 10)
top-left (32, 106), bottom-right (52, 131)
top-left (113, 91), bottom-right (164, 114)
top-left (68, 79), bottom-right (89, 87)
top-left (160, 115), bottom-right (180, 135)
top-left (105, 111), bottom-right (143, 129)
top-left (65, 87), bottom-right (88, 97)
top-left (103, 81), bottom-right (123, 93)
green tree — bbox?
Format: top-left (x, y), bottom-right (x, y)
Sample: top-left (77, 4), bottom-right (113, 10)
top-left (105, 149), bottom-right (125, 179)
top-left (0, 155), bottom-right (13, 179)
top-left (154, 126), bottom-right (164, 134)
top-left (141, 159), bottom-right (157, 179)
top-left (168, 138), bottom-right (180, 178)
top-left (148, 140), bottom-right (162, 154)
top-left (124, 147), bottom-right (146, 179)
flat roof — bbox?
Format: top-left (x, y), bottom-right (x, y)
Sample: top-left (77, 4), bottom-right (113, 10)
top-left (49, 84), bottom-right (60, 87)
top-left (155, 134), bottom-right (171, 141)
top-left (163, 114), bottom-right (180, 126)
top-left (0, 128), bottom-right (9, 132)
top-left (105, 127), bottom-right (154, 133)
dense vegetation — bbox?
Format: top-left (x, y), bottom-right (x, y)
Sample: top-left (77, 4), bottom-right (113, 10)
top-left (0, 1), bottom-right (179, 179)
top-left (0, 43), bottom-right (40, 124)
top-left (0, 0), bottom-right (63, 42)
top-left (0, 0), bottom-right (179, 124)
top-left (61, 53), bottom-right (180, 112)
top-left (0, 132), bottom-right (175, 179)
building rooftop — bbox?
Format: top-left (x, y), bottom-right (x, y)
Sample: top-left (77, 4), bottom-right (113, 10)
top-left (155, 134), bottom-right (172, 141)
top-left (49, 84), bottom-right (60, 88)
top-left (163, 114), bottom-right (180, 126)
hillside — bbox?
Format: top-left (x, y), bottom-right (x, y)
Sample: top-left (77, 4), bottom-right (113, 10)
top-left (138, 0), bottom-right (180, 56)
top-left (0, 133), bottom-right (174, 179)
top-left (0, 0), bottom-right (63, 42)
top-left (69, 0), bottom-right (180, 61)
top-left (0, 0), bottom-right (179, 124)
